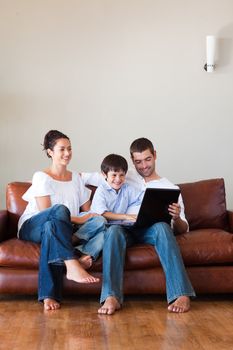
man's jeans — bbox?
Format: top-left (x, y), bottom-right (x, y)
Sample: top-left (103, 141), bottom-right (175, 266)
top-left (100, 222), bottom-right (196, 305)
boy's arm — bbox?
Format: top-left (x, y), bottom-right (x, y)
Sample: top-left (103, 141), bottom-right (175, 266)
top-left (103, 212), bottom-right (137, 222)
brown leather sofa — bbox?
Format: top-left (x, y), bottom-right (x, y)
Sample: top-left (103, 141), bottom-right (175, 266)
top-left (0, 178), bottom-right (233, 296)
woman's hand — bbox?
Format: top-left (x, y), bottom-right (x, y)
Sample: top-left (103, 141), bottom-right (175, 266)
top-left (71, 213), bottom-right (100, 225)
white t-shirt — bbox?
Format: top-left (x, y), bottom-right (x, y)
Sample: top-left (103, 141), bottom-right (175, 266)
top-left (18, 171), bottom-right (91, 232)
top-left (82, 168), bottom-right (188, 229)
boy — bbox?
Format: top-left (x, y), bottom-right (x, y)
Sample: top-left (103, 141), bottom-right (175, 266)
top-left (91, 153), bottom-right (142, 223)
top-left (74, 153), bottom-right (142, 260)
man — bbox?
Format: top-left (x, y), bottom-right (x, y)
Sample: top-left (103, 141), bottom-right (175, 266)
top-left (82, 138), bottom-right (195, 315)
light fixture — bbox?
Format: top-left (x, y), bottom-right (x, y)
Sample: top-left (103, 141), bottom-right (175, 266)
top-left (204, 35), bottom-right (216, 72)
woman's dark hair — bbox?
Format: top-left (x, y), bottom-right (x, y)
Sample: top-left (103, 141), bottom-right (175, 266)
top-left (101, 154), bottom-right (128, 175)
top-left (130, 137), bottom-right (154, 157)
top-left (43, 130), bottom-right (70, 158)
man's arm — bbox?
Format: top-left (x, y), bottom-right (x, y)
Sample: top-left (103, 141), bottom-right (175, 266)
top-left (169, 203), bottom-right (188, 234)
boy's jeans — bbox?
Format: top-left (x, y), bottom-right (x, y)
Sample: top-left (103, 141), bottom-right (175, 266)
top-left (74, 216), bottom-right (106, 260)
top-left (100, 222), bottom-right (196, 305)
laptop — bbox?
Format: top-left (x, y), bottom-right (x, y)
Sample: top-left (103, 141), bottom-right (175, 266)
top-left (123, 187), bottom-right (181, 228)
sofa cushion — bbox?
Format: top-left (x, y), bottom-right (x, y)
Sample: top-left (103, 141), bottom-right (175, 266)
top-left (1, 229), bottom-right (232, 270)
top-left (176, 228), bottom-right (233, 265)
top-left (0, 238), bottom-right (40, 269)
top-left (179, 178), bottom-right (228, 231)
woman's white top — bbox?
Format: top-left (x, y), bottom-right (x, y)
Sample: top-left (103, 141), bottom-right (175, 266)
top-left (17, 171), bottom-right (91, 233)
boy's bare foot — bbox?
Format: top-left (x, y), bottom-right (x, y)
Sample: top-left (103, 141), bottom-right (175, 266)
top-left (98, 296), bottom-right (121, 315)
top-left (65, 259), bottom-right (99, 283)
top-left (168, 296), bottom-right (190, 313)
top-left (44, 298), bottom-right (60, 311)
top-left (79, 255), bottom-right (93, 270)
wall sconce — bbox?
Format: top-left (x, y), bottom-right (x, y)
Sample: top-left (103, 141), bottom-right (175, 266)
top-left (204, 35), bottom-right (216, 72)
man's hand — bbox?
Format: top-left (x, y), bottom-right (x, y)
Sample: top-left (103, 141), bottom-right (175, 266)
top-left (168, 203), bottom-right (181, 221)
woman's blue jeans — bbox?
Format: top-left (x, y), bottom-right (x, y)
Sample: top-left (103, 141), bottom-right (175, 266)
top-left (19, 204), bottom-right (77, 302)
top-left (100, 222), bottom-right (196, 305)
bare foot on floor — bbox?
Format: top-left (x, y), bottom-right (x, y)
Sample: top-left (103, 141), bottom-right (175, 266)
top-left (44, 298), bottom-right (60, 311)
top-left (98, 296), bottom-right (121, 315)
top-left (168, 296), bottom-right (190, 313)
top-left (79, 255), bottom-right (93, 270)
top-left (65, 259), bottom-right (99, 284)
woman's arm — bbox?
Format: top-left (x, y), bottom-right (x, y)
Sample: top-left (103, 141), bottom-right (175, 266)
top-left (35, 196), bottom-right (51, 211)
top-left (71, 200), bottom-right (99, 225)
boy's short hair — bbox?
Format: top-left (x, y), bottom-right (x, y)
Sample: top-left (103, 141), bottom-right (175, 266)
top-left (101, 154), bottom-right (128, 174)
top-left (130, 137), bottom-right (154, 157)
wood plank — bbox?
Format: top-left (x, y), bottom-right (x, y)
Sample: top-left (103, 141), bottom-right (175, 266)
top-left (0, 295), bottom-right (232, 350)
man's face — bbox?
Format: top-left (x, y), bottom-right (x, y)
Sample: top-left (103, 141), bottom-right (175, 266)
top-left (131, 149), bottom-right (156, 179)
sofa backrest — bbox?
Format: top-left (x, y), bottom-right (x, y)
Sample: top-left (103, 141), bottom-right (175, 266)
top-left (178, 178), bottom-right (228, 231)
top-left (5, 178), bottom-right (228, 238)
top-left (6, 182), bottom-right (31, 238)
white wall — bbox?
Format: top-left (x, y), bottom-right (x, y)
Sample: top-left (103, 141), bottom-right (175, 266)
top-left (1, 0), bottom-right (233, 208)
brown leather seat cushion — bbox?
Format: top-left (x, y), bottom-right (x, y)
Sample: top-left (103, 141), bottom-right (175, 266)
top-left (1, 229), bottom-right (232, 270)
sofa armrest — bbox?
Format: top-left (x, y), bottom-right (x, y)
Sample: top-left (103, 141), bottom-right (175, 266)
top-left (227, 210), bottom-right (233, 233)
top-left (0, 210), bottom-right (8, 242)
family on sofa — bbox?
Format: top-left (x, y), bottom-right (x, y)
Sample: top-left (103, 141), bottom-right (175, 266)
top-left (16, 130), bottom-right (195, 314)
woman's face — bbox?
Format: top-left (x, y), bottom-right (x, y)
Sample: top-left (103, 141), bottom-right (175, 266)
top-left (48, 138), bottom-right (72, 166)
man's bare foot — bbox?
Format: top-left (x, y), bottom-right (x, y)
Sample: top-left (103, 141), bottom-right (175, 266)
top-left (79, 255), bottom-right (93, 270)
top-left (44, 298), bottom-right (60, 311)
top-left (65, 259), bottom-right (99, 283)
top-left (168, 296), bottom-right (190, 313)
top-left (98, 296), bottom-right (121, 315)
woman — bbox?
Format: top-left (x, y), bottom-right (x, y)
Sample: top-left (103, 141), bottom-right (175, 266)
top-left (18, 130), bottom-right (105, 311)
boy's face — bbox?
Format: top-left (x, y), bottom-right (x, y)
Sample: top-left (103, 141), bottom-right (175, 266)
top-left (104, 170), bottom-right (126, 191)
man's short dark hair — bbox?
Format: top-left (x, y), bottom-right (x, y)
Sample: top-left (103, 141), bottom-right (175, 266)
top-left (101, 154), bottom-right (128, 175)
top-left (130, 137), bottom-right (154, 157)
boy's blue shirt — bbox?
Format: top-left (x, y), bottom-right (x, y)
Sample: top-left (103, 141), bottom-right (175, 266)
top-left (90, 181), bottom-right (143, 220)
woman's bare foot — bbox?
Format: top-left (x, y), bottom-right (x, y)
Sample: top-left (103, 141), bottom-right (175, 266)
top-left (98, 296), bottom-right (121, 315)
top-left (168, 296), bottom-right (190, 313)
top-left (65, 259), bottom-right (99, 283)
top-left (44, 298), bottom-right (60, 311)
top-left (79, 255), bottom-right (93, 270)
top-left (71, 235), bottom-right (80, 246)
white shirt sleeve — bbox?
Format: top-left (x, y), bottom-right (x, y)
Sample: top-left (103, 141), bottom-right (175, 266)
top-left (75, 173), bottom-right (92, 207)
top-left (22, 171), bottom-right (54, 202)
top-left (81, 172), bottom-right (105, 187)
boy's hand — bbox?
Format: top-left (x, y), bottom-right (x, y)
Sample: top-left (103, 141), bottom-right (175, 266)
top-left (124, 214), bottom-right (137, 222)
top-left (168, 203), bottom-right (181, 221)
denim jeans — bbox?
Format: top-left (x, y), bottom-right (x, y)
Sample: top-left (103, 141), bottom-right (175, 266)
top-left (74, 216), bottom-right (107, 260)
top-left (100, 222), bottom-right (196, 305)
top-left (19, 204), bottom-right (76, 302)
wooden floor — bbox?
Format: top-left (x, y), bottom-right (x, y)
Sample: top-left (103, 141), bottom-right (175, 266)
top-left (0, 294), bottom-right (232, 350)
